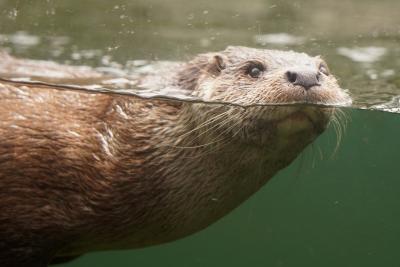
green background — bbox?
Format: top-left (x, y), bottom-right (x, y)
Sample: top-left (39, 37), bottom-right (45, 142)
top-left (0, 0), bottom-right (400, 266)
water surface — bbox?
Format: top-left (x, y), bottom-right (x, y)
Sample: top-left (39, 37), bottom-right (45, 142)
top-left (0, 0), bottom-right (399, 112)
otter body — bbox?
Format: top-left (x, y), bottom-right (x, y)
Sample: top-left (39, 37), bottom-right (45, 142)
top-left (0, 46), bottom-right (351, 266)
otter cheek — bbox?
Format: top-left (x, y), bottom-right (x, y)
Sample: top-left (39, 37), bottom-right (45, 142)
top-left (197, 79), bottom-right (217, 100)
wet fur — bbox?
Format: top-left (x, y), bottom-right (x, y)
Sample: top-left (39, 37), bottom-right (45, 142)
top-left (0, 47), bottom-right (350, 266)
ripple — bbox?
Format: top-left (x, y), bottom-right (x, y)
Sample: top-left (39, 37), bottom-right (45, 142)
top-left (1, 31), bottom-right (41, 47)
top-left (337, 46), bottom-right (387, 63)
top-left (254, 33), bottom-right (305, 46)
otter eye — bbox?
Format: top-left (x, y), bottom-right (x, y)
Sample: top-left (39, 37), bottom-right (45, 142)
top-left (249, 67), bottom-right (262, 78)
top-left (246, 62), bottom-right (265, 78)
top-left (319, 62), bottom-right (330, 76)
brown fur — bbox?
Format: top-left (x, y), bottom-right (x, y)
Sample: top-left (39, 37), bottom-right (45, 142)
top-left (0, 46), bottom-right (351, 266)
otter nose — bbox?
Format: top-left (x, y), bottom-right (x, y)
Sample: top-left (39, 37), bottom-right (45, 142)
top-left (285, 69), bottom-right (321, 90)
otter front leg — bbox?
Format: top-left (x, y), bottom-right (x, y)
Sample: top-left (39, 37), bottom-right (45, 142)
top-left (0, 250), bottom-right (49, 267)
top-left (0, 239), bottom-right (56, 267)
top-left (50, 255), bottom-right (82, 265)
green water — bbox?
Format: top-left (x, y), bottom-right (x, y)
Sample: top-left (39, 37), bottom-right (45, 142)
top-left (1, 0), bottom-right (400, 266)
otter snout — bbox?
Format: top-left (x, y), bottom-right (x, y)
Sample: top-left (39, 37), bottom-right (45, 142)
top-left (285, 68), bottom-right (321, 90)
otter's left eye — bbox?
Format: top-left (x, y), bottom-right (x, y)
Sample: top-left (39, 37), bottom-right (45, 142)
top-left (319, 62), bottom-right (330, 76)
top-left (246, 62), bottom-right (265, 78)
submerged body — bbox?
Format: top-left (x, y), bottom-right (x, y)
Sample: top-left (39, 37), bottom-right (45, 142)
top-left (0, 46), bottom-right (351, 266)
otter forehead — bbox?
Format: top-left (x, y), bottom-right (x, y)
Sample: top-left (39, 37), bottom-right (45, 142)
top-left (223, 46), bottom-right (318, 70)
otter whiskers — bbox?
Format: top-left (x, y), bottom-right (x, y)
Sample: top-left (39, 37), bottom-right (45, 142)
top-left (162, 108), bottom-right (246, 157)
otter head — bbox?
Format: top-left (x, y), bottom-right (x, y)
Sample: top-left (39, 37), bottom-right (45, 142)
top-left (177, 46), bottom-right (351, 147)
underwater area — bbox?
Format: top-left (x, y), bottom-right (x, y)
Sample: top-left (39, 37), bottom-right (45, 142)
top-left (0, 0), bottom-right (400, 266)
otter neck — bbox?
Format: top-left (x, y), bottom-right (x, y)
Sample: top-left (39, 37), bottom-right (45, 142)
top-left (74, 97), bottom-right (318, 253)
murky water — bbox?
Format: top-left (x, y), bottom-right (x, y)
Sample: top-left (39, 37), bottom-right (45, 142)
top-left (0, 0), bottom-right (400, 266)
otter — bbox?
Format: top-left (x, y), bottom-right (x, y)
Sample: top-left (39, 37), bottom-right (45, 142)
top-left (0, 46), bottom-right (351, 266)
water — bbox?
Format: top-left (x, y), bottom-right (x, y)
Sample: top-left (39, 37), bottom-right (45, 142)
top-left (0, 0), bottom-right (399, 266)
top-left (1, 0), bottom-right (399, 112)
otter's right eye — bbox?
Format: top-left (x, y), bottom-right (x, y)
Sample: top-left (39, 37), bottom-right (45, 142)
top-left (246, 62), bottom-right (265, 78)
top-left (249, 67), bottom-right (262, 78)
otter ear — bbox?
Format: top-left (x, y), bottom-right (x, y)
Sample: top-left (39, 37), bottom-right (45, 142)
top-left (177, 53), bottom-right (226, 91)
top-left (207, 54), bottom-right (226, 76)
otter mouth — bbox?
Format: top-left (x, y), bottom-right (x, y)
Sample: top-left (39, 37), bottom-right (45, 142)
top-left (240, 106), bottom-right (331, 146)
top-left (275, 107), bottom-right (330, 136)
